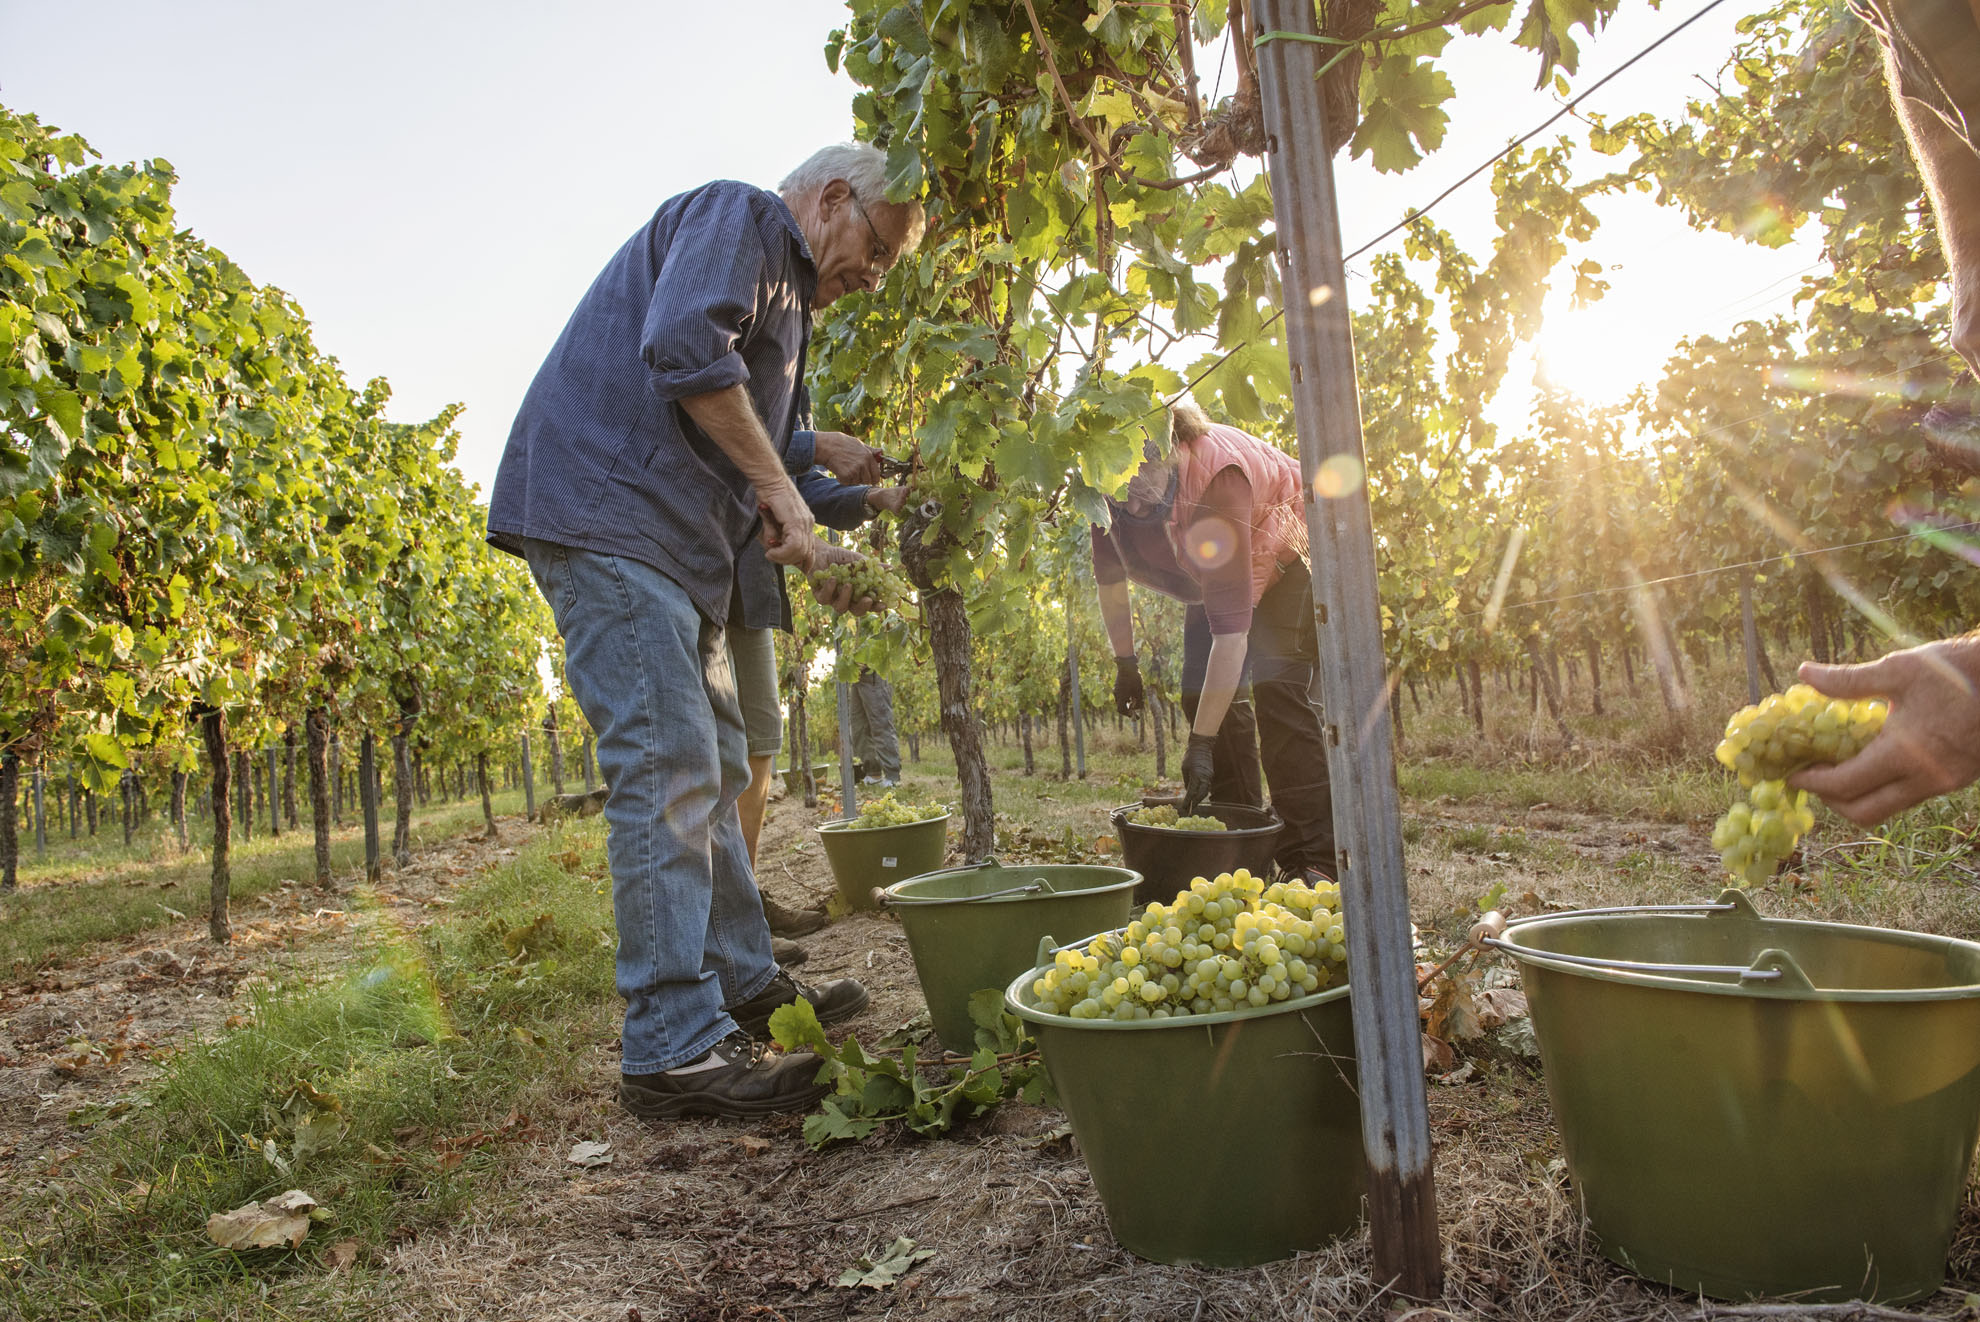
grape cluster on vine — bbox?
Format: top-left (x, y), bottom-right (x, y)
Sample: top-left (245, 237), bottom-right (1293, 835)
top-left (1028, 870), bottom-right (1345, 1021)
top-left (1124, 804), bottom-right (1228, 832)
top-left (1710, 684), bottom-right (1888, 886)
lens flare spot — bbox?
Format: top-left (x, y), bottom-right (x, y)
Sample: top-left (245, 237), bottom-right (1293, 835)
top-left (1308, 284), bottom-right (1334, 307)
top-left (1312, 455), bottom-right (1364, 499)
top-left (1182, 517), bottom-right (1236, 571)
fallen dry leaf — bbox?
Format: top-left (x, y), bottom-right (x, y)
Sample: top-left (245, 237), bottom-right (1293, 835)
top-left (324, 1239), bottom-right (360, 1271)
top-left (566, 1140), bottom-right (612, 1168)
top-left (734, 1135), bottom-right (772, 1156)
top-left (206, 1189), bottom-right (317, 1251)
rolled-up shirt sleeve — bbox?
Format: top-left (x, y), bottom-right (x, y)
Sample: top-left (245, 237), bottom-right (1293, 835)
top-left (796, 466), bottom-right (872, 530)
top-left (642, 188), bottom-right (769, 401)
top-left (785, 429), bottom-right (817, 473)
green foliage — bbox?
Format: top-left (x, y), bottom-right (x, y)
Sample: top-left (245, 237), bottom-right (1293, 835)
top-left (768, 990), bottom-right (1053, 1147)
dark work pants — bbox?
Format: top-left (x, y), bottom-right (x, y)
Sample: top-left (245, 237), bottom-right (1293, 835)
top-left (1179, 604), bottom-right (1263, 810)
top-left (1245, 561), bottom-right (1338, 876)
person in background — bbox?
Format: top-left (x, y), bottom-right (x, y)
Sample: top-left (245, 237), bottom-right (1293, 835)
top-left (730, 449), bottom-right (910, 924)
top-left (1093, 402), bottom-right (1336, 880)
top-left (850, 666), bottom-right (902, 787)
top-left (487, 142), bottom-right (925, 1120)
top-left (1096, 497), bottom-right (1264, 810)
top-left (1793, 0), bottom-right (1980, 823)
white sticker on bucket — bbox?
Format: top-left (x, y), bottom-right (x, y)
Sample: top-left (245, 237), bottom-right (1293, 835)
top-left (882, 857), bottom-right (898, 868)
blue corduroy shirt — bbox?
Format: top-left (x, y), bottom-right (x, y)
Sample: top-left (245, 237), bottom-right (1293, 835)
top-left (487, 180), bottom-right (820, 625)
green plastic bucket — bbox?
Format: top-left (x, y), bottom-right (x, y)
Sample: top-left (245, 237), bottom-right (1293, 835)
top-left (1490, 890), bottom-right (1980, 1304)
top-left (815, 813), bottom-right (950, 911)
top-left (1006, 946), bottom-right (1365, 1266)
top-left (882, 861), bottom-right (1141, 1055)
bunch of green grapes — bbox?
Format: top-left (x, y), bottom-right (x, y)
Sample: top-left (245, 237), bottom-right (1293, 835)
top-left (808, 556), bottom-right (914, 611)
top-left (1029, 869), bottom-right (1346, 1022)
top-left (844, 791), bottom-right (945, 830)
top-left (1709, 684), bottom-right (1887, 886)
top-left (1712, 779), bottom-right (1818, 887)
top-left (1715, 684), bottom-right (1888, 786)
top-left (1125, 804), bottom-right (1228, 831)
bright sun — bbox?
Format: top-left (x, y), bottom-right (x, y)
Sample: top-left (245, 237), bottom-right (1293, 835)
top-left (1533, 303), bottom-right (1665, 406)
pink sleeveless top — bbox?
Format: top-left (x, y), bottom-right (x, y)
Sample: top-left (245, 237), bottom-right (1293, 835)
top-left (1170, 423), bottom-right (1309, 608)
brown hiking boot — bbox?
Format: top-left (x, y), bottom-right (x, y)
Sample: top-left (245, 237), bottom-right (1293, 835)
top-left (619, 1032), bottom-right (828, 1120)
top-left (762, 895), bottom-right (828, 938)
top-left (728, 969), bottom-right (869, 1039)
top-left (771, 935), bottom-right (809, 967)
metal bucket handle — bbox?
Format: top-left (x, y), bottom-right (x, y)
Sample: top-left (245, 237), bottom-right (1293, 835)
top-left (879, 859), bottom-right (1063, 908)
top-left (1470, 889), bottom-right (1807, 984)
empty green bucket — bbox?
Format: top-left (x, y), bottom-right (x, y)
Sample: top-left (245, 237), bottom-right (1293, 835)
top-left (1490, 889), bottom-right (1980, 1303)
top-left (883, 861), bottom-right (1140, 1055)
top-left (1006, 949), bottom-right (1365, 1266)
top-left (815, 813), bottom-right (950, 911)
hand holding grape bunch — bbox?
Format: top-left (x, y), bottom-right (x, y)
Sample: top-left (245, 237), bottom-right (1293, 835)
top-left (805, 547), bottom-right (912, 616)
top-left (1710, 684), bottom-right (1888, 886)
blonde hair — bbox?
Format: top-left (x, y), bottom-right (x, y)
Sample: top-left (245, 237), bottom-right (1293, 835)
top-left (1170, 400), bottom-right (1214, 443)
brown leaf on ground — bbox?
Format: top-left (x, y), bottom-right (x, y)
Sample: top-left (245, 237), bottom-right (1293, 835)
top-left (324, 1239), bottom-right (360, 1272)
top-left (734, 1135), bottom-right (772, 1156)
top-left (206, 1189), bottom-right (318, 1251)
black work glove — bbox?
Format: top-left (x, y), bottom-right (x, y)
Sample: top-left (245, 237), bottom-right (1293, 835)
top-left (1181, 732), bottom-right (1217, 814)
top-left (1113, 655), bottom-right (1145, 716)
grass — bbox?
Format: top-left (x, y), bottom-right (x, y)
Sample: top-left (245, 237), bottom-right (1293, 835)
top-left (0, 788), bottom-right (532, 977)
top-left (0, 821), bottom-right (618, 1322)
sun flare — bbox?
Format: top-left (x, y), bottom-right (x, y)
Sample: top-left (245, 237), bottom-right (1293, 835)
top-left (1533, 303), bottom-right (1665, 406)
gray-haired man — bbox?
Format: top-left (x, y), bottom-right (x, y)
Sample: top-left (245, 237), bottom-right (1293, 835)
top-left (488, 144), bottom-right (925, 1119)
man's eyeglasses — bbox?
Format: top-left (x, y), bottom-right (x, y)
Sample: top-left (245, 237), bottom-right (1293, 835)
top-left (846, 188), bottom-right (896, 277)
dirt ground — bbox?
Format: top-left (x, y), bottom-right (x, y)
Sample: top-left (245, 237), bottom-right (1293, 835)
top-left (10, 782), bottom-right (1980, 1321)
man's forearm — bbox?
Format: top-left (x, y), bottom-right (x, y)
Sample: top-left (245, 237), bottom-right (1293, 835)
top-left (681, 384), bottom-right (798, 499)
top-left (1097, 579), bottom-right (1137, 658)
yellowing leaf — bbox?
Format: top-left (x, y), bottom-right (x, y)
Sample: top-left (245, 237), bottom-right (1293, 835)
top-left (206, 1190), bottom-right (317, 1251)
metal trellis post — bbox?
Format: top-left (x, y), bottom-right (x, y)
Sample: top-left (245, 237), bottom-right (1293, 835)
top-left (1252, 0), bottom-right (1443, 1297)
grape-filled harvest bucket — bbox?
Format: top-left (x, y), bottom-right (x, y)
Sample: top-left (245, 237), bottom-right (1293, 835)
top-left (1109, 801), bottom-right (1283, 907)
top-left (1006, 940), bottom-right (1364, 1267)
top-left (881, 861), bottom-right (1140, 1054)
top-left (815, 812), bottom-right (950, 912)
top-left (1486, 890), bottom-right (1980, 1304)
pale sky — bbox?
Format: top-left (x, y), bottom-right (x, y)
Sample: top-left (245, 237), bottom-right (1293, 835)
top-left (1, 1), bottom-right (1819, 495)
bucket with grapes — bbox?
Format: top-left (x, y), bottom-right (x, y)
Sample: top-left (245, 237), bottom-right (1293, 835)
top-left (1109, 801), bottom-right (1283, 906)
top-left (815, 792), bottom-right (951, 911)
top-left (1006, 869), bottom-right (1365, 1266)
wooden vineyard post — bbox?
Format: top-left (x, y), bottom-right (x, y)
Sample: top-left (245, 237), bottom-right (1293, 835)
top-left (836, 678), bottom-right (858, 819)
top-left (1066, 577), bottom-right (1087, 780)
top-left (1252, 0), bottom-right (1443, 1297)
top-left (360, 733), bottom-right (382, 884)
top-left (520, 732), bottom-right (536, 821)
top-left (1740, 571), bottom-right (1762, 705)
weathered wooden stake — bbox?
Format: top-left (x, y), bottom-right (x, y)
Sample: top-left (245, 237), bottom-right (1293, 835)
top-left (836, 679), bottom-right (858, 819)
top-left (1253, 0), bottom-right (1442, 1296)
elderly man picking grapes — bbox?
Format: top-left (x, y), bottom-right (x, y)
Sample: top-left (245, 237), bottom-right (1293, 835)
top-left (487, 143), bottom-right (924, 1120)
top-left (1789, 0), bottom-right (1980, 824)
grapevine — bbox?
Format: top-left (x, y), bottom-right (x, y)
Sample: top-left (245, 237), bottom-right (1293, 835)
top-left (1028, 870), bottom-right (1346, 1021)
top-left (1710, 684), bottom-right (1889, 886)
top-left (1124, 804), bottom-right (1229, 832)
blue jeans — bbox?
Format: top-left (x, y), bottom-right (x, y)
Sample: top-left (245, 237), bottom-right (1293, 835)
top-left (520, 539), bottom-right (777, 1072)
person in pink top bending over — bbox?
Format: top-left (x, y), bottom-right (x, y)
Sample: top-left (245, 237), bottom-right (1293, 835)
top-left (1093, 401), bottom-right (1339, 880)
